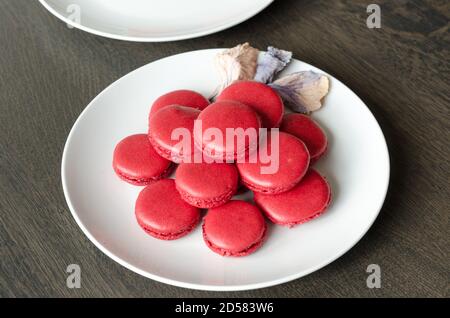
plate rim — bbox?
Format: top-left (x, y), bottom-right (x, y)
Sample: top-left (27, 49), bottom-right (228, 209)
top-left (39, 0), bottom-right (274, 42)
top-left (61, 49), bottom-right (390, 291)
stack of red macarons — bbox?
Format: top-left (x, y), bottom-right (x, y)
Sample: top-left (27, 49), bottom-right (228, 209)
top-left (113, 81), bottom-right (332, 257)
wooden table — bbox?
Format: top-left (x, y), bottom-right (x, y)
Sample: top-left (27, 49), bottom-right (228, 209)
top-left (0, 0), bottom-right (448, 297)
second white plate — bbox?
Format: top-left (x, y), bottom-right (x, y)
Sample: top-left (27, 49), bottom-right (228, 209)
top-left (40, 0), bottom-right (274, 42)
top-left (62, 49), bottom-right (390, 291)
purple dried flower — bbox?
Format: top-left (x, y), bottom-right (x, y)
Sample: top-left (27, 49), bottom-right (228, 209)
top-left (254, 46), bottom-right (292, 83)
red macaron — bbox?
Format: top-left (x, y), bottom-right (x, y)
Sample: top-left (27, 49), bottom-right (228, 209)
top-left (149, 105), bottom-right (201, 163)
top-left (113, 134), bottom-right (173, 186)
top-left (194, 100), bottom-right (261, 161)
top-left (135, 179), bottom-right (201, 240)
top-left (202, 200), bottom-right (267, 256)
top-left (280, 113), bottom-right (328, 163)
top-left (237, 131), bottom-right (310, 194)
top-left (175, 162), bottom-right (239, 208)
top-left (216, 80), bottom-right (284, 128)
top-left (254, 169), bottom-right (331, 227)
top-left (149, 89), bottom-right (209, 117)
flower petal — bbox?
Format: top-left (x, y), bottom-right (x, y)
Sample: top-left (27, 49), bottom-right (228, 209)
top-left (214, 43), bottom-right (259, 95)
top-left (254, 46), bottom-right (292, 83)
top-left (271, 71), bottom-right (329, 113)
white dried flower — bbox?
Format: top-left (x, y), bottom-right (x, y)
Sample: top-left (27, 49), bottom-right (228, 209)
top-left (214, 43), bottom-right (259, 95)
top-left (271, 71), bottom-right (329, 113)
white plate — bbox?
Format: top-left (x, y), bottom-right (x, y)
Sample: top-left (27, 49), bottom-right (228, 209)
top-left (62, 49), bottom-right (390, 291)
top-left (39, 0), bottom-right (273, 42)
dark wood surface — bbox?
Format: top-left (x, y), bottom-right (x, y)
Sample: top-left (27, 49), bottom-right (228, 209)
top-left (0, 0), bottom-right (448, 297)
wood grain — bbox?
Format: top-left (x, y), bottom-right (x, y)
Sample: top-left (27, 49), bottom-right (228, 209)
top-left (0, 0), bottom-right (448, 297)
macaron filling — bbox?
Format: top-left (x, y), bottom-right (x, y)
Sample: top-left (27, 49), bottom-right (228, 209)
top-left (148, 132), bottom-right (194, 163)
top-left (177, 186), bottom-right (236, 209)
top-left (113, 163), bottom-right (173, 186)
top-left (137, 213), bottom-right (200, 240)
top-left (239, 177), bottom-right (297, 195)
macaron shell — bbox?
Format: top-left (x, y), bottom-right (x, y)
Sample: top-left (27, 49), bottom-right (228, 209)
top-left (149, 105), bottom-right (201, 162)
top-left (280, 113), bottom-right (328, 162)
top-left (149, 89), bottom-right (209, 117)
top-left (203, 201), bottom-right (267, 256)
top-left (254, 169), bottom-right (331, 227)
top-left (194, 100), bottom-right (261, 160)
top-left (113, 134), bottom-right (173, 185)
top-left (175, 162), bottom-right (238, 208)
top-left (237, 131), bottom-right (310, 194)
top-left (135, 179), bottom-right (200, 240)
top-left (217, 80), bottom-right (284, 128)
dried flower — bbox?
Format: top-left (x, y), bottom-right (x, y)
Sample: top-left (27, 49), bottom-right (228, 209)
top-left (214, 43), bottom-right (259, 95)
top-left (270, 71), bottom-right (329, 113)
top-left (254, 46), bottom-right (292, 83)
